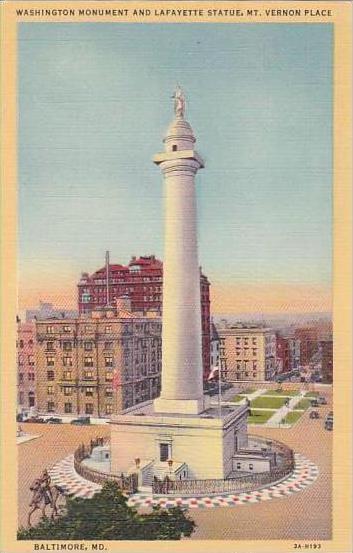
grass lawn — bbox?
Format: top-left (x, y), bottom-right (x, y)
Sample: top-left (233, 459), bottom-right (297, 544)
top-left (295, 398), bottom-right (311, 410)
top-left (305, 391), bottom-right (320, 397)
top-left (282, 411), bottom-right (304, 425)
top-left (247, 410), bottom-right (274, 424)
top-left (230, 395), bottom-right (246, 403)
top-left (263, 389), bottom-right (299, 397)
top-left (251, 396), bottom-right (287, 409)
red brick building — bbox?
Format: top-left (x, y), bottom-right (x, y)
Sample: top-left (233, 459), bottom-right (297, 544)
top-left (276, 335), bottom-right (290, 373)
top-left (320, 340), bottom-right (333, 383)
top-left (78, 255), bottom-right (211, 379)
top-left (294, 327), bottom-right (319, 366)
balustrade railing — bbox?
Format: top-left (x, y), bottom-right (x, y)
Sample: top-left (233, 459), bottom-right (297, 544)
top-left (73, 438), bottom-right (138, 494)
top-left (152, 435), bottom-right (294, 496)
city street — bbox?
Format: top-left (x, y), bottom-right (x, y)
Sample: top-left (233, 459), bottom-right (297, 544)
top-left (18, 388), bottom-right (332, 540)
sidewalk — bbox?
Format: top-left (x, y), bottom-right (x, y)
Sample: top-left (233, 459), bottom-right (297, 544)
top-left (265, 394), bottom-right (305, 427)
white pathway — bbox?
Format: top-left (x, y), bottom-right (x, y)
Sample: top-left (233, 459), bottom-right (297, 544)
top-left (266, 392), bottom-right (306, 428)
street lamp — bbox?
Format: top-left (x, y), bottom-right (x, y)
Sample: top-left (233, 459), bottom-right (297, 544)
top-left (134, 457), bottom-right (140, 469)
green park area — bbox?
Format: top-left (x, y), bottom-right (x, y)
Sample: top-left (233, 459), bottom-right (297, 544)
top-left (263, 389), bottom-right (299, 397)
top-left (247, 410), bottom-right (274, 424)
top-left (231, 395), bottom-right (246, 403)
top-left (250, 396), bottom-right (287, 409)
top-left (305, 391), bottom-right (320, 397)
top-left (282, 411), bottom-right (304, 425)
top-left (295, 398), bottom-right (311, 410)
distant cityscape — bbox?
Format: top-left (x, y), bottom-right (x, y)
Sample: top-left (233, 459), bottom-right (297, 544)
top-left (17, 253), bottom-right (333, 420)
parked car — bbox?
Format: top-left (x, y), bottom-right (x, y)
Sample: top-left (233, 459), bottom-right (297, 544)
top-left (46, 417), bottom-right (63, 424)
top-left (309, 411), bottom-right (320, 419)
top-left (24, 416), bottom-right (45, 423)
top-left (324, 419), bottom-right (333, 431)
top-left (310, 399), bottom-right (319, 407)
top-left (318, 396), bottom-right (327, 405)
top-left (71, 416), bottom-right (91, 425)
top-left (16, 413), bottom-right (24, 422)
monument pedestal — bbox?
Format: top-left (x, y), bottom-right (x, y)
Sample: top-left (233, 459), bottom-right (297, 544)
top-left (110, 402), bottom-right (248, 481)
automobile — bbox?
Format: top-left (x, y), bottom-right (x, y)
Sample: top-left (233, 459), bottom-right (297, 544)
top-left (317, 396), bottom-right (327, 405)
top-left (23, 416), bottom-right (45, 423)
top-left (310, 399), bottom-right (319, 407)
top-left (70, 416), bottom-right (91, 425)
top-left (309, 411), bottom-right (320, 419)
top-left (46, 417), bottom-right (63, 424)
top-left (16, 413), bottom-right (24, 422)
top-left (324, 419), bottom-right (333, 431)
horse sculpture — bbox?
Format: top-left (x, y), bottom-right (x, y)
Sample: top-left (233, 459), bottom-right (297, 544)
top-left (28, 476), bottom-right (65, 527)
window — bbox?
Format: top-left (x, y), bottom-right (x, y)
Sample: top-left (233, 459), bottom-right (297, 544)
top-left (105, 356), bottom-right (113, 367)
top-left (47, 386), bottom-right (54, 395)
top-left (28, 354), bottom-right (35, 366)
top-left (46, 342), bottom-right (55, 351)
top-left (63, 341), bottom-right (72, 351)
top-left (47, 401), bottom-right (55, 412)
top-left (249, 463), bottom-right (254, 470)
top-left (252, 348), bottom-right (257, 356)
top-left (105, 372), bottom-right (113, 381)
top-left (104, 341), bottom-right (113, 350)
top-left (28, 339), bottom-right (33, 348)
top-left (19, 340), bottom-right (24, 348)
top-left (85, 387), bottom-right (94, 397)
top-left (105, 387), bottom-right (113, 397)
top-left (172, 144), bottom-right (177, 151)
top-left (63, 371), bottom-right (72, 380)
top-left (252, 337), bottom-right (257, 345)
top-left (64, 402), bottom-right (72, 413)
top-left (105, 325), bottom-right (112, 334)
top-left (19, 392), bottom-right (24, 404)
top-left (84, 341), bottom-right (93, 351)
top-left (46, 356), bottom-right (55, 366)
top-left (28, 392), bottom-right (35, 407)
top-left (47, 326), bottom-right (54, 334)
top-left (63, 356), bottom-right (72, 367)
top-left (28, 372), bottom-right (35, 381)
top-left (85, 403), bottom-right (94, 415)
top-left (85, 325), bottom-right (92, 332)
top-left (159, 443), bottom-right (169, 462)
top-left (105, 404), bottom-right (113, 415)
top-left (19, 373), bottom-right (24, 382)
top-left (236, 462), bottom-right (241, 469)
top-left (47, 370), bottom-right (55, 381)
top-left (84, 356), bottom-right (93, 367)
top-left (63, 326), bottom-right (71, 333)
top-left (84, 370), bottom-right (93, 380)
top-left (63, 387), bottom-right (72, 396)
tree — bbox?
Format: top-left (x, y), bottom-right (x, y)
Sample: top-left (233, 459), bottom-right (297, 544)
top-left (18, 481), bottom-right (195, 540)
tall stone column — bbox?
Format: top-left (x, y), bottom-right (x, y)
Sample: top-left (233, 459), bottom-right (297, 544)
top-left (153, 88), bottom-right (207, 415)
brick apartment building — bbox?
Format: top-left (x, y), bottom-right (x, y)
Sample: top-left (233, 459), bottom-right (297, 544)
top-left (77, 255), bottom-right (211, 379)
top-left (35, 303), bottom-right (162, 418)
top-left (320, 340), bottom-right (333, 383)
top-left (17, 321), bottom-right (37, 414)
top-left (276, 335), bottom-right (290, 373)
top-left (218, 324), bottom-right (277, 382)
top-left (294, 327), bottom-right (319, 365)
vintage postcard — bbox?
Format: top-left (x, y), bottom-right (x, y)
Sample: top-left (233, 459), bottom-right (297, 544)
top-left (1, 1), bottom-right (352, 552)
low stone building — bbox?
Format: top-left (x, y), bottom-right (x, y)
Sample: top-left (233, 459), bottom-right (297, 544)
top-left (218, 324), bottom-right (277, 382)
top-left (35, 302), bottom-right (161, 417)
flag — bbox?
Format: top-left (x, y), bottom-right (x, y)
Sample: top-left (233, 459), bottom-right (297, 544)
top-left (208, 366), bottom-right (219, 381)
top-left (112, 369), bottom-right (122, 390)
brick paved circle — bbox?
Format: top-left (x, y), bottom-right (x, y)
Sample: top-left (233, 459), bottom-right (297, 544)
top-left (48, 453), bottom-right (318, 509)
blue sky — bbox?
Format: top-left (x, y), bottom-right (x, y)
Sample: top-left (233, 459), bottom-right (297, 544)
top-left (18, 22), bottom-right (332, 309)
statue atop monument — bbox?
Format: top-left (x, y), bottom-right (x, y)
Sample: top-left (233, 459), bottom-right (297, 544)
top-left (173, 85), bottom-right (185, 118)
